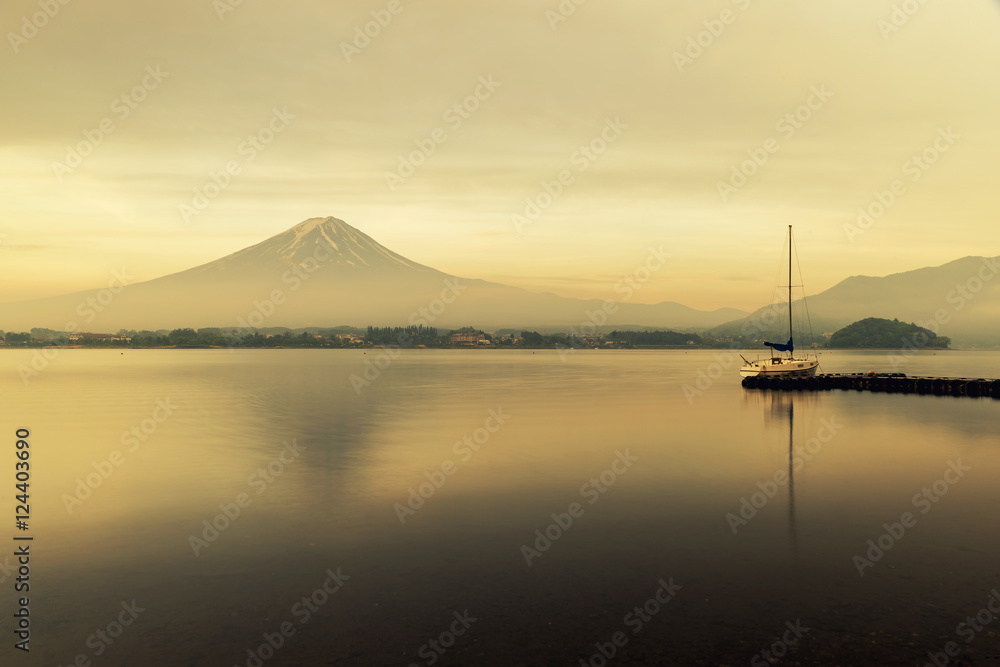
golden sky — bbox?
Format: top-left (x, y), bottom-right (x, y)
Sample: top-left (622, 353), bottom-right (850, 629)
top-left (1, 0), bottom-right (998, 310)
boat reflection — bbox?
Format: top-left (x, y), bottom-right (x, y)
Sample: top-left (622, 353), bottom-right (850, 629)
top-left (743, 390), bottom-right (819, 553)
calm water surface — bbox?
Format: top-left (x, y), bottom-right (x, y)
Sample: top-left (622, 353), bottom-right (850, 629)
top-left (4, 349), bottom-right (1000, 666)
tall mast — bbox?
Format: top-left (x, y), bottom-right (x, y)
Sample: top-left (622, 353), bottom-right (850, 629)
top-left (788, 225), bottom-right (793, 350)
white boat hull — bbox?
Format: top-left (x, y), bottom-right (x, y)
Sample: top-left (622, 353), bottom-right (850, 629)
top-left (740, 357), bottom-right (819, 378)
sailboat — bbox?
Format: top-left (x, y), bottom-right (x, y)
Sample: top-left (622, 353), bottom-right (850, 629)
top-left (739, 226), bottom-right (820, 378)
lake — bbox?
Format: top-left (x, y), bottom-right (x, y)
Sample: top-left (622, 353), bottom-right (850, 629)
top-left (4, 348), bottom-right (1000, 666)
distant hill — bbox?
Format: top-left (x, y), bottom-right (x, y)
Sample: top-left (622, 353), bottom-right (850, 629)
top-left (828, 318), bottom-right (950, 349)
top-left (6, 217), bottom-right (999, 342)
top-left (712, 256), bottom-right (1000, 347)
top-left (0, 217), bottom-right (746, 332)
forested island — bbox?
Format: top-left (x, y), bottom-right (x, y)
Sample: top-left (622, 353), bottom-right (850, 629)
top-left (827, 318), bottom-right (951, 349)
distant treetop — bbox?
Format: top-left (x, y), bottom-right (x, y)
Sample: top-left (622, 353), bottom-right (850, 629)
top-left (828, 317), bottom-right (950, 349)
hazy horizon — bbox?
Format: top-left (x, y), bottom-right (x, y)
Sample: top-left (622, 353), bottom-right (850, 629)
top-left (3, 2), bottom-right (999, 312)
top-left (7, 6), bottom-right (1000, 663)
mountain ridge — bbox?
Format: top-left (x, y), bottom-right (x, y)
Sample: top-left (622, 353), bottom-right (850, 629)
top-left (0, 216), bottom-right (746, 332)
top-left (6, 217), bottom-right (996, 342)
top-left (712, 255), bottom-right (1000, 346)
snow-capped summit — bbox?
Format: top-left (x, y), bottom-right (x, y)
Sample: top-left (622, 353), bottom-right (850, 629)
top-left (185, 216), bottom-right (439, 278)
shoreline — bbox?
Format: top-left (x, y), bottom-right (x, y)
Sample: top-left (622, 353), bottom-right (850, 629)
top-left (0, 346), bottom-right (987, 352)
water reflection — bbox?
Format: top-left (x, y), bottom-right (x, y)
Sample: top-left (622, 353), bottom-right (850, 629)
top-left (5, 350), bottom-right (1000, 666)
top-left (748, 391), bottom-right (803, 553)
top-left (788, 401), bottom-right (797, 551)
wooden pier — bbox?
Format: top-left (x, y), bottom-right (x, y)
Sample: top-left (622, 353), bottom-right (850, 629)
top-left (742, 373), bottom-right (1000, 398)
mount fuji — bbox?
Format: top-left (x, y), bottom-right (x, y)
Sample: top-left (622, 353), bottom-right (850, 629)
top-left (0, 217), bottom-right (747, 332)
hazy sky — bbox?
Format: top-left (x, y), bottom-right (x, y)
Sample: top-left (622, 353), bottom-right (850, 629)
top-left (2, 1), bottom-right (998, 310)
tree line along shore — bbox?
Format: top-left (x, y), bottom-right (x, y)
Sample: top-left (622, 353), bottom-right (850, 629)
top-left (0, 318), bottom-right (953, 351)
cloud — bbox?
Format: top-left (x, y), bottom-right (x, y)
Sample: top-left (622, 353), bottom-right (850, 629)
top-left (1, 1), bottom-right (999, 309)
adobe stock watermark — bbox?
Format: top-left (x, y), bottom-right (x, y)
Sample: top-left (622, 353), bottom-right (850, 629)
top-left (61, 398), bottom-right (178, 514)
top-left (394, 408), bottom-right (511, 524)
top-left (512, 117), bottom-right (627, 234)
top-left (943, 257), bottom-right (1000, 313)
top-left (52, 66), bottom-right (169, 182)
top-left (340, 0), bottom-right (413, 62)
top-left (545, 0), bottom-right (590, 31)
top-left (520, 450), bottom-right (638, 567)
top-left (213, 0), bottom-right (247, 21)
top-left (878, 0), bottom-right (931, 40)
top-left (188, 439), bottom-right (305, 556)
top-left (883, 257), bottom-right (1000, 369)
top-left (881, 263), bottom-right (992, 371)
top-left (844, 126), bottom-right (959, 244)
top-left (681, 351), bottom-right (743, 405)
top-left (350, 277), bottom-right (467, 394)
top-left (682, 298), bottom-right (787, 404)
top-left (558, 245), bottom-right (671, 361)
top-left (717, 85), bottom-right (833, 202)
top-left (218, 233), bottom-right (348, 352)
top-left (923, 589), bottom-right (1000, 667)
top-left (853, 459), bottom-right (970, 576)
top-left (385, 75), bottom-right (501, 192)
top-left (407, 611), bottom-right (477, 667)
top-left (220, 235), bottom-right (339, 350)
top-left (17, 267), bottom-right (136, 385)
top-left (885, 323), bottom-right (942, 372)
top-left (233, 568), bottom-right (349, 667)
top-left (75, 268), bottom-right (137, 324)
top-left (750, 620), bottom-right (810, 667)
top-left (58, 600), bottom-right (145, 665)
top-left (726, 417), bottom-right (842, 534)
top-left (673, 0), bottom-right (753, 73)
top-left (0, 554), bottom-right (18, 585)
top-left (578, 578), bottom-right (682, 666)
top-left (8, 0), bottom-right (72, 54)
top-left (409, 278), bottom-right (468, 328)
top-left (178, 107), bottom-right (295, 224)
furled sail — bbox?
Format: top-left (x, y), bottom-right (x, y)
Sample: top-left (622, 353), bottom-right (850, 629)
top-left (764, 338), bottom-right (794, 353)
